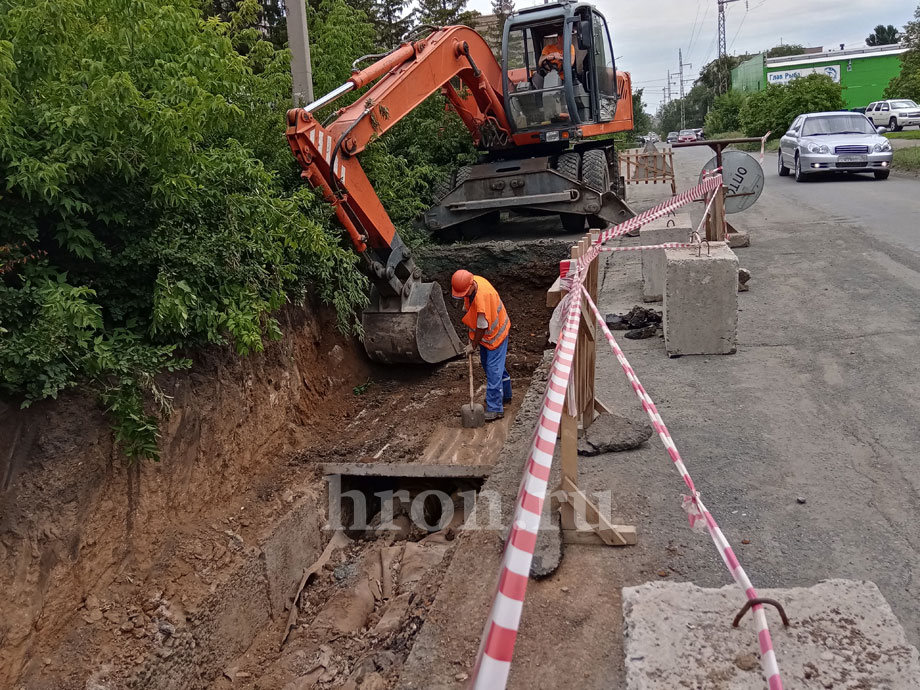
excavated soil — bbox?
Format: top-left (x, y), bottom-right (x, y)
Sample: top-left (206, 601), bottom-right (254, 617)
top-left (1, 241), bottom-right (569, 690)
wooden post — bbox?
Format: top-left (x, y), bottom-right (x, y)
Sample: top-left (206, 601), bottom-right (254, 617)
top-left (548, 230), bottom-right (637, 549)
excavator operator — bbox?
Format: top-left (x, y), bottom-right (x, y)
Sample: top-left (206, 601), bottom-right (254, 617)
top-left (452, 270), bottom-right (512, 422)
top-left (537, 34), bottom-right (574, 82)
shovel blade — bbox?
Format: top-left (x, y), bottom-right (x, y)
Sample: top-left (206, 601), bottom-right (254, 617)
top-left (461, 402), bottom-right (485, 428)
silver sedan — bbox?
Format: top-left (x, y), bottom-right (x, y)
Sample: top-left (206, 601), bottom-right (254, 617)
top-left (778, 111), bottom-right (893, 181)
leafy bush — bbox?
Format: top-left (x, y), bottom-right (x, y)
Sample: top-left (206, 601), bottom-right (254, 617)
top-left (885, 6), bottom-right (920, 101)
top-left (0, 0), bottom-right (371, 458)
top-left (705, 91), bottom-right (748, 134)
top-left (740, 74), bottom-right (844, 138)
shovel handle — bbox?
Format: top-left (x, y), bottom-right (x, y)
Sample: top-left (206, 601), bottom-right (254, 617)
top-left (468, 352), bottom-right (475, 406)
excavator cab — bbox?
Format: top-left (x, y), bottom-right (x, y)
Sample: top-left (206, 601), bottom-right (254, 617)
top-left (502, 3), bottom-right (620, 133)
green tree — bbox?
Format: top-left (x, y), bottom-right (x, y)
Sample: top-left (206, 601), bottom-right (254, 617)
top-left (704, 90), bottom-right (747, 135)
top-left (0, 0), bottom-right (381, 459)
top-left (867, 24), bottom-right (901, 46)
top-left (885, 6), bottom-right (920, 100)
top-left (740, 74), bottom-right (844, 137)
top-left (631, 88), bottom-right (653, 134)
top-left (372, 0), bottom-right (413, 48)
top-left (416, 0), bottom-right (469, 26)
top-left (765, 43), bottom-right (806, 58)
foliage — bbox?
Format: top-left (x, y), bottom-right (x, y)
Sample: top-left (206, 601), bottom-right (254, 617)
top-left (885, 6), bottom-right (920, 101)
top-left (704, 90), bottom-right (748, 135)
top-left (631, 89), bottom-right (653, 135)
top-left (0, 0), bottom-right (369, 459)
top-left (372, 0), bottom-right (413, 49)
top-left (416, 0), bottom-right (470, 26)
top-left (765, 44), bottom-right (807, 58)
top-left (656, 84), bottom-right (712, 134)
top-left (867, 24), bottom-right (901, 47)
top-left (739, 74), bottom-right (845, 138)
top-left (697, 55), bottom-right (749, 95)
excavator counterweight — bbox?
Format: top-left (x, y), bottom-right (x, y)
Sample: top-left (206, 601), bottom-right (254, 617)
top-left (286, 2), bottom-right (634, 365)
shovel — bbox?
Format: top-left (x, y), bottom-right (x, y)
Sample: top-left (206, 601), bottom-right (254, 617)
top-left (461, 352), bottom-right (485, 428)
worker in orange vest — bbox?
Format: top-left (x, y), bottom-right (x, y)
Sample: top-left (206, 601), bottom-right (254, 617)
top-left (537, 35), bottom-right (575, 81)
top-left (452, 270), bottom-right (512, 422)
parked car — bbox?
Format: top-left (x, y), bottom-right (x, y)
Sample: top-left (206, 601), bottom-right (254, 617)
top-left (666, 131), bottom-right (679, 143)
top-left (865, 99), bottom-right (920, 131)
top-left (778, 111), bottom-right (893, 182)
top-left (646, 131), bottom-right (660, 143)
top-left (851, 106), bottom-right (868, 114)
top-left (677, 129), bottom-right (698, 142)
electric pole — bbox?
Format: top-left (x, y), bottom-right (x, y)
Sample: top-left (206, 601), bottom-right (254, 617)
top-left (678, 49), bottom-right (692, 129)
top-left (717, 0), bottom-right (743, 94)
top-left (666, 70), bottom-right (671, 103)
top-left (286, 0), bottom-right (314, 106)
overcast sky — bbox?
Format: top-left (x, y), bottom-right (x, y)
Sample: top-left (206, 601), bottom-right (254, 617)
top-left (466, 0), bottom-right (918, 111)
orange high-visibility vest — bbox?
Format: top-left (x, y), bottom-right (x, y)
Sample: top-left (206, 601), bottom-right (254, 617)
top-left (462, 276), bottom-right (510, 350)
top-left (539, 38), bottom-right (575, 78)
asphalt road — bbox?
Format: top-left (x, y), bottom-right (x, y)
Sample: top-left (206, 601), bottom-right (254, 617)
top-left (502, 143), bottom-right (920, 688)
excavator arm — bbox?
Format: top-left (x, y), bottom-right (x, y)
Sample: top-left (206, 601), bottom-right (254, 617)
top-left (285, 27), bottom-right (512, 364)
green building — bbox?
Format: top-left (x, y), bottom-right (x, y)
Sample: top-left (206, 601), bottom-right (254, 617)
top-left (731, 44), bottom-right (906, 108)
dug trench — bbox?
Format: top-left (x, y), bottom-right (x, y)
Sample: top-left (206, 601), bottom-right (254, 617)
top-left (0, 239), bottom-right (570, 690)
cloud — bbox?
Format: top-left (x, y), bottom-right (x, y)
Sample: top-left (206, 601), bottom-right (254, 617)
top-left (465, 0), bottom-right (917, 109)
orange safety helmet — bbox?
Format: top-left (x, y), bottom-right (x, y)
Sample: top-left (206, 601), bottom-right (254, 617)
top-left (451, 270), bottom-right (474, 298)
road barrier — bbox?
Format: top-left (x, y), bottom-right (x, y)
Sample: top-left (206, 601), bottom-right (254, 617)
top-left (470, 173), bottom-right (783, 690)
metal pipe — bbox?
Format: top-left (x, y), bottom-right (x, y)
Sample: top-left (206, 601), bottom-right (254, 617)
top-left (304, 82), bottom-right (355, 113)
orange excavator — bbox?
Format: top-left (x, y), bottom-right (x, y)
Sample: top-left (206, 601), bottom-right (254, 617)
top-left (286, 1), bottom-right (635, 365)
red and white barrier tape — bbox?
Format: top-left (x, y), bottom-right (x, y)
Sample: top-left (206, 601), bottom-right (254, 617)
top-left (472, 172), bottom-right (782, 690)
top-left (470, 284), bottom-right (583, 689)
top-left (581, 286), bottom-right (783, 690)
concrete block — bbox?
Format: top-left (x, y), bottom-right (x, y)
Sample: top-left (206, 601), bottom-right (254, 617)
top-left (727, 229), bottom-right (751, 248)
top-left (664, 243), bottom-right (738, 355)
top-left (623, 579), bottom-right (920, 689)
top-left (640, 213), bottom-right (693, 302)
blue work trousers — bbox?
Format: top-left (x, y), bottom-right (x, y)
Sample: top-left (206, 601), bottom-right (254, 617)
top-left (479, 338), bottom-right (512, 413)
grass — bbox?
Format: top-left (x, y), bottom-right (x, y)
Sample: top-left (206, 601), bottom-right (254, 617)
top-left (893, 147), bottom-right (920, 171)
top-left (885, 130), bottom-right (920, 140)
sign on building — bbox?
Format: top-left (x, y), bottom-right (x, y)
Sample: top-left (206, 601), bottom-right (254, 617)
top-left (767, 64), bottom-right (841, 85)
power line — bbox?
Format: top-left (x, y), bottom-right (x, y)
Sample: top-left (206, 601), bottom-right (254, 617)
top-left (686, 0), bottom-right (705, 55)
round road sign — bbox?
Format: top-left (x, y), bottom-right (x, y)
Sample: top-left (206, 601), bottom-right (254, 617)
top-left (698, 150), bottom-right (764, 214)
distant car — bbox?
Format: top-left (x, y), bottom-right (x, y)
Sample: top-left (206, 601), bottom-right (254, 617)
top-left (693, 128), bottom-right (705, 140)
top-left (677, 129), bottom-right (698, 142)
top-left (851, 106), bottom-right (867, 114)
top-left (778, 111), bottom-right (893, 181)
top-left (865, 99), bottom-right (920, 131)
top-left (666, 131), bottom-right (679, 143)
top-left (646, 131), bottom-right (660, 143)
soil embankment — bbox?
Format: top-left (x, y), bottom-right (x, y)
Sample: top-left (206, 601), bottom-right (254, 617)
top-left (0, 239), bottom-right (570, 690)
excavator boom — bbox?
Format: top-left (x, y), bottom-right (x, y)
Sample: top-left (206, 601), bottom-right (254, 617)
top-left (285, 2), bottom-right (634, 365)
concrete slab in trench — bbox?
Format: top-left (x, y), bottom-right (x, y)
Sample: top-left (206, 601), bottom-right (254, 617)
top-left (623, 579), bottom-right (920, 689)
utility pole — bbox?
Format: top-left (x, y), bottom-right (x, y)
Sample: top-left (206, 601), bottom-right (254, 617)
top-left (717, 0), bottom-right (743, 94)
top-left (666, 70), bottom-right (671, 103)
top-left (678, 49), bottom-right (692, 129)
top-left (286, 0), bottom-right (314, 106)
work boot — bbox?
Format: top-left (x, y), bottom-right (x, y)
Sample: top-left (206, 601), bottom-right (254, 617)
top-left (484, 411), bottom-right (504, 422)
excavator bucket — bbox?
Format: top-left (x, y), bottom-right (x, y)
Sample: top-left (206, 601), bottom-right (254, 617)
top-left (362, 280), bottom-right (465, 364)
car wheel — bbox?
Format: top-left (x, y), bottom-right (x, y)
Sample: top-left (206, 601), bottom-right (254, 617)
top-left (889, 117), bottom-right (902, 132)
top-left (794, 153), bottom-right (807, 182)
top-left (777, 151), bottom-right (790, 177)
top-left (874, 170), bottom-right (890, 180)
